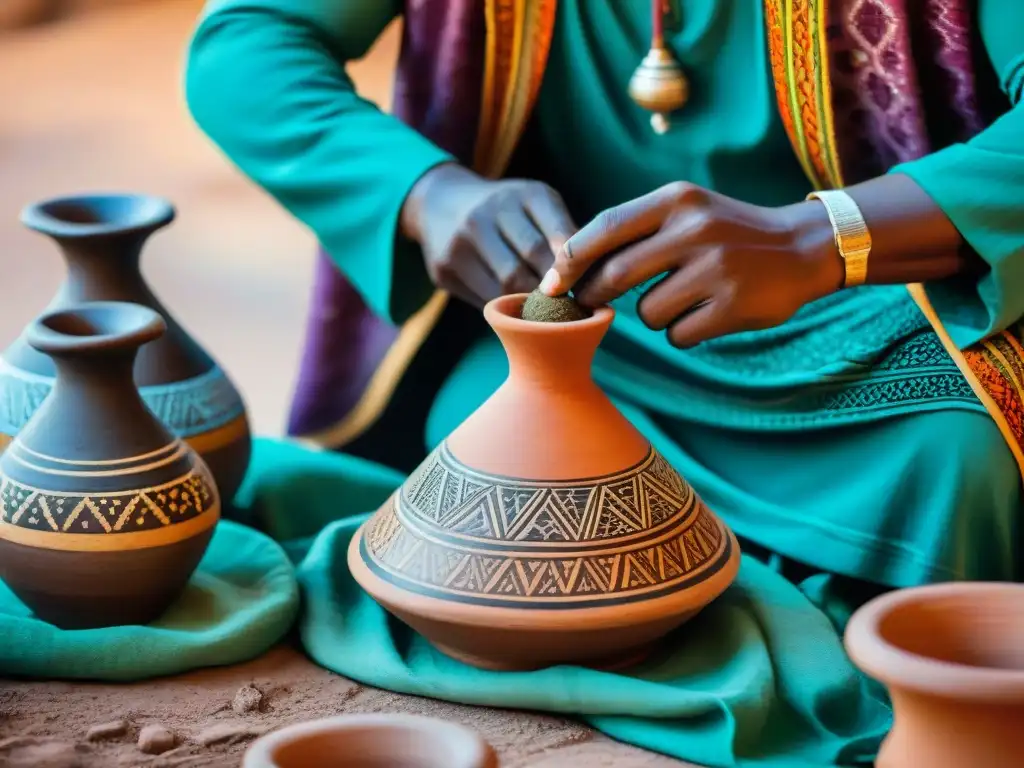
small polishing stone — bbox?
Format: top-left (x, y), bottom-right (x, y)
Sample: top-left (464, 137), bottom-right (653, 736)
top-left (521, 290), bottom-right (591, 323)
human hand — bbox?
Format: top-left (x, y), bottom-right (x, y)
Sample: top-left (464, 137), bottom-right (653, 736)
top-left (401, 163), bottom-right (577, 309)
top-left (539, 182), bottom-right (843, 348)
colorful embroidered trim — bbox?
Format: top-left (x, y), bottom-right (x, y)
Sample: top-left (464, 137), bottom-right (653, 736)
top-left (766, 0), bottom-right (1024, 478)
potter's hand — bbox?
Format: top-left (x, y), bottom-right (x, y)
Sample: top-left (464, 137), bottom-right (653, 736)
top-left (540, 182), bottom-right (842, 348)
top-left (401, 163), bottom-right (577, 309)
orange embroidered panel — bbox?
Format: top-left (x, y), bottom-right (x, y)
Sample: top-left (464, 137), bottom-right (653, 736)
top-left (764, 0), bottom-right (838, 190)
top-left (965, 333), bottom-right (1024, 464)
top-left (525, 0), bottom-right (557, 122)
top-left (764, 0), bottom-right (798, 154)
top-left (476, 0), bottom-right (557, 179)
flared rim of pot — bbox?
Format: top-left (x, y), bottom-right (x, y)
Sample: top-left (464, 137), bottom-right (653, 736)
top-left (349, 526), bottom-right (741, 631)
top-left (485, 293), bottom-right (613, 332)
top-left (242, 713), bottom-right (498, 768)
top-left (27, 301), bottom-right (166, 356)
top-left (21, 193), bottom-right (175, 238)
top-left (845, 582), bottom-right (1024, 702)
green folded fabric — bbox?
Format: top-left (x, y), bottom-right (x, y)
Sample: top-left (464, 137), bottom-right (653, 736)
top-left (240, 438), bottom-right (892, 768)
top-left (0, 519), bottom-right (299, 682)
top-left (0, 437), bottom-right (892, 766)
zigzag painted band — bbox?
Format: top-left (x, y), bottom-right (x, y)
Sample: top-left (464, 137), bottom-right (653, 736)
top-left (0, 461), bottom-right (218, 537)
top-left (400, 445), bottom-right (701, 550)
top-left (0, 505), bottom-right (219, 551)
top-left (361, 443), bottom-right (734, 608)
top-left (0, 361), bottom-right (245, 438)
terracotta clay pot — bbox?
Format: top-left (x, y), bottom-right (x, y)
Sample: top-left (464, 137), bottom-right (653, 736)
top-left (0, 302), bottom-right (220, 628)
top-left (243, 714), bottom-right (499, 768)
top-left (349, 293), bottom-right (740, 670)
top-left (0, 194), bottom-right (251, 502)
top-left (845, 582), bottom-right (1024, 768)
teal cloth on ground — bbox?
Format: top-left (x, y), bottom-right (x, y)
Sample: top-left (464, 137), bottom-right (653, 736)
top-left (237, 438), bottom-right (892, 768)
top-left (0, 519), bottom-right (299, 682)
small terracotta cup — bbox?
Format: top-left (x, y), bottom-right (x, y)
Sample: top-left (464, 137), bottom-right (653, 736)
top-left (243, 714), bottom-right (499, 768)
top-left (845, 582), bottom-right (1024, 768)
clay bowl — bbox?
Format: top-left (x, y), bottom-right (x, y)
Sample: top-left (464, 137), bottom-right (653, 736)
top-left (845, 582), bottom-right (1024, 768)
top-left (243, 714), bottom-right (499, 768)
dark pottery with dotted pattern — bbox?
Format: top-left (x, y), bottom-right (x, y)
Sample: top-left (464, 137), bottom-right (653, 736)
top-left (0, 302), bottom-right (220, 628)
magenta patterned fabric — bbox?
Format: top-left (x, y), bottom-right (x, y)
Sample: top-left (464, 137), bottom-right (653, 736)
top-left (827, 0), bottom-right (987, 184)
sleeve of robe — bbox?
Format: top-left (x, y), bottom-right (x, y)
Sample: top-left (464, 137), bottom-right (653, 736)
top-left (184, 0), bottom-right (452, 325)
top-left (893, 0), bottom-right (1024, 349)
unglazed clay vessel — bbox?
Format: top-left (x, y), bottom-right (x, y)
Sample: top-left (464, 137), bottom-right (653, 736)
top-left (350, 293), bottom-right (740, 670)
top-left (845, 582), bottom-right (1024, 768)
top-left (0, 302), bottom-right (220, 628)
top-left (243, 714), bottom-right (499, 768)
top-left (0, 194), bottom-right (250, 502)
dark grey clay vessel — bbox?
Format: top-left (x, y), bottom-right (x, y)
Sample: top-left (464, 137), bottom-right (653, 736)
top-left (0, 193), bottom-right (251, 502)
top-left (0, 302), bottom-right (220, 628)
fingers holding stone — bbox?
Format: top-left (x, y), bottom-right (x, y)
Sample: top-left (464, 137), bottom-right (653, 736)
top-left (573, 232), bottom-right (684, 307)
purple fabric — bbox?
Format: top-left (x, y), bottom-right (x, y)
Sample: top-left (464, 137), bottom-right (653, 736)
top-left (393, 0), bottom-right (486, 164)
top-left (287, 1), bottom-right (484, 438)
top-left (828, 0), bottom-right (929, 180)
top-left (918, 0), bottom-right (986, 137)
top-left (286, 253), bottom-right (398, 436)
top-left (826, 0), bottom-right (984, 184)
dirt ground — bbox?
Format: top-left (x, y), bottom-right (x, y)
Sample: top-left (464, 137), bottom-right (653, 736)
top-left (0, 645), bottom-right (690, 767)
top-left (0, 3), bottom-right (695, 765)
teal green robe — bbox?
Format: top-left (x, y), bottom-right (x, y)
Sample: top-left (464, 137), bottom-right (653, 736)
top-left (185, 0), bottom-right (1024, 590)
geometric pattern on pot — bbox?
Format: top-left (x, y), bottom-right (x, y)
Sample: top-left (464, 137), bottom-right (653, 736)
top-left (0, 440), bottom-right (219, 551)
top-left (360, 443), bottom-right (735, 608)
top-left (0, 361), bottom-right (245, 439)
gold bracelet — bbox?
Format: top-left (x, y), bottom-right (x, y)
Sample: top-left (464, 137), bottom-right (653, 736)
top-left (806, 189), bottom-right (871, 288)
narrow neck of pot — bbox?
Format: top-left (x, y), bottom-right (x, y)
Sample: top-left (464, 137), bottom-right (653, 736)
top-left (22, 194), bottom-right (172, 302)
top-left (47, 346), bottom-right (140, 400)
top-left (57, 234), bottom-right (152, 301)
top-left (484, 295), bottom-right (613, 391)
top-left (19, 303), bottom-right (173, 459)
top-left (41, 351), bottom-right (171, 463)
top-left (31, 302), bottom-right (164, 405)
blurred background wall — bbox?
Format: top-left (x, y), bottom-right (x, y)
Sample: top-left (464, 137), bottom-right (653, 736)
top-left (0, 0), bottom-right (401, 435)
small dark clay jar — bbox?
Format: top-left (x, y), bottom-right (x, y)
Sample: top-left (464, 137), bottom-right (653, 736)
top-left (0, 302), bottom-right (220, 628)
top-left (0, 193), bottom-right (250, 503)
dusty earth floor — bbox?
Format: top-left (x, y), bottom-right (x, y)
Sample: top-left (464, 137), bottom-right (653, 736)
top-left (0, 2), bottom-right (695, 766)
top-left (0, 645), bottom-right (688, 767)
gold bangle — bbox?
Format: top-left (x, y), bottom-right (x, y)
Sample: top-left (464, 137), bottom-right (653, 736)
top-left (806, 189), bottom-right (871, 288)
